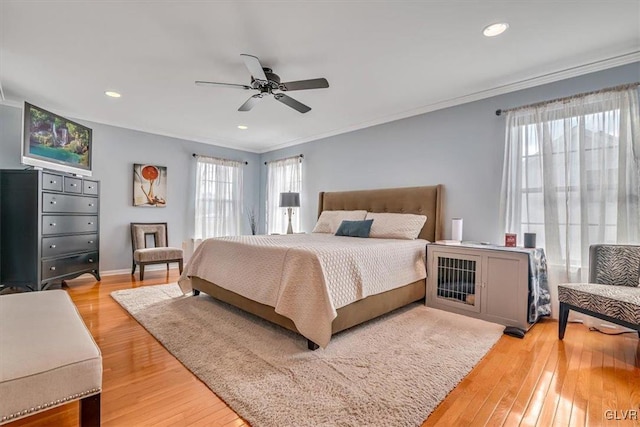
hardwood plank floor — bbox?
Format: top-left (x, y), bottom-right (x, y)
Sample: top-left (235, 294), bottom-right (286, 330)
top-left (6, 271), bottom-right (640, 426)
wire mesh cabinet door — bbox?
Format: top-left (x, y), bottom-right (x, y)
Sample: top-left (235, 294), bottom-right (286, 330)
top-left (428, 249), bottom-right (482, 313)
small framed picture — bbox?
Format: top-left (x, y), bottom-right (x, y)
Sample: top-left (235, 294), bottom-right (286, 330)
top-left (133, 164), bottom-right (167, 207)
top-left (505, 233), bottom-right (517, 247)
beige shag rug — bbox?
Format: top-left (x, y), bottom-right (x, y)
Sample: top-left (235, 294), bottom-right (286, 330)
top-left (111, 284), bottom-right (503, 426)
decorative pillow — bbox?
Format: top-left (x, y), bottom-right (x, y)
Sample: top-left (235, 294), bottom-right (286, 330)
top-left (312, 210), bottom-right (368, 234)
top-left (335, 219), bottom-right (374, 238)
top-left (366, 212), bottom-right (427, 240)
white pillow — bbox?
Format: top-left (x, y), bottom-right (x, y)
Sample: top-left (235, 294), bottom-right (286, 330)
top-left (366, 212), bottom-right (427, 240)
top-left (312, 210), bottom-right (368, 234)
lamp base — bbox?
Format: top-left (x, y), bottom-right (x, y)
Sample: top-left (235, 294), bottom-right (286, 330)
top-left (286, 207), bottom-right (294, 234)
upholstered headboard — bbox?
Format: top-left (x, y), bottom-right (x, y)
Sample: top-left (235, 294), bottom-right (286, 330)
top-left (317, 185), bottom-right (443, 241)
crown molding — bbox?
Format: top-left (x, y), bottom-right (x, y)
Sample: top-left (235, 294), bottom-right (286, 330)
top-left (261, 52), bottom-right (640, 153)
top-left (0, 99), bottom-right (261, 154)
top-left (3, 52), bottom-right (638, 155)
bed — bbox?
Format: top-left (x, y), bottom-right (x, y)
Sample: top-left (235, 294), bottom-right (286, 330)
top-left (178, 185), bottom-right (443, 349)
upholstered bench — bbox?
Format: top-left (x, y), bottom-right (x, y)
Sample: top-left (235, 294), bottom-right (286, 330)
top-left (0, 290), bottom-right (102, 426)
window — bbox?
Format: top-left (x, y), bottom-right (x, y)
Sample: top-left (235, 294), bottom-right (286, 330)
top-left (266, 156), bottom-right (302, 234)
top-left (194, 156), bottom-right (243, 239)
top-left (500, 87), bottom-right (639, 273)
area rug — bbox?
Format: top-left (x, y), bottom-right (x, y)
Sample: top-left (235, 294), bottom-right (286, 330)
top-left (111, 284), bottom-right (503, 426)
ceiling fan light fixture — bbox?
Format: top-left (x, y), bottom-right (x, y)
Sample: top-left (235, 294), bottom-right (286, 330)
top-left (105, 90), bottom-right (121, 98)
top-left (483, 22), bottom-right (509, 37)
top-left (237, 125), bottom-right (248, 130)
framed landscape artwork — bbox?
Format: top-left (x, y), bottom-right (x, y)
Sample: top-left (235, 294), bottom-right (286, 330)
top-left (133, 164), bottom-right (167, 207)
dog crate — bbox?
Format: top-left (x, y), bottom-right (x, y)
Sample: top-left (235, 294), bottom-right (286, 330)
top-left (429, 250), bottom-right (481, 313)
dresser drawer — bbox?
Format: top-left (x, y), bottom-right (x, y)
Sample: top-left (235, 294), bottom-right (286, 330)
top-left (42, 173), bottom-right (63, 191)
top-left (42, 215), bottom-right (98, 235)
top-left (64, 176), bottom-right (82, 193)
top-left (83, 180), bottom-right (99, 195)
top-left (42, 252), bottom-right (99, 280)
top-left (42, 234), bottom-right (98, 258)
top-left (43, 193), bottom-right (98, 213)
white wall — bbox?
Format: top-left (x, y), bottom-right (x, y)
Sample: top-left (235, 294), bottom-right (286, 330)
top-left (0, 105), bottom-right (260, 271)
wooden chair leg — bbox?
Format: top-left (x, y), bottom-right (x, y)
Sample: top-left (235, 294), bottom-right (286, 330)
top-left (559, 302), bottom-right (570, 340)
top-left (80, 393), bottom-right (100, 427)
top-left (131, 262), bottom-right (136, 275)
top-left (179, 259), bottom-right (184, 274)
top-left (140, 265), bottom-right (145, 281)
top-left (166, 263), bottom-right (170, 271)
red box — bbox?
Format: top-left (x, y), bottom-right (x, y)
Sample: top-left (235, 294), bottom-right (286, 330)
top-left (505, 233), bottom-right (517, 247)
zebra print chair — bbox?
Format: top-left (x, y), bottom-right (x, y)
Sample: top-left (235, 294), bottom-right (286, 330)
top-left (558, 244), bottom-right (640, 339)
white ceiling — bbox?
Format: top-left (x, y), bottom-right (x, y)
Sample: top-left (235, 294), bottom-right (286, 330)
top-left (1, 1), bottom-right (638, 153)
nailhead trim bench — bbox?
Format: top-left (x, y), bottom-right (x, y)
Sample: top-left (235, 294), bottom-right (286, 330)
top-left (0, 290), bottom-right (102, 426)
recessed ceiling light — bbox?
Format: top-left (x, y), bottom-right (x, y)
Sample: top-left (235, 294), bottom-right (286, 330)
top-left (483, 22), bottom-right (509, 37)
top-left (104, 91), bottom-right (121, 98)
top-left (237, 125), bottom-right (248, 130)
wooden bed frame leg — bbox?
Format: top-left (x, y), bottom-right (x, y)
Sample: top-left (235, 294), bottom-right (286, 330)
top-left (192, 289), bottom-right (200, 296)
top-left (307, 339), bottom-right (319, 351)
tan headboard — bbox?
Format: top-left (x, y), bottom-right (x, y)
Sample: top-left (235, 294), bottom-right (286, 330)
top-left (317, 185), bottom-right (443, 241)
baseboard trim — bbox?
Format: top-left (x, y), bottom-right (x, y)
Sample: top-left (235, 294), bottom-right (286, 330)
top-left (100, 265), bottom-right (180, 277)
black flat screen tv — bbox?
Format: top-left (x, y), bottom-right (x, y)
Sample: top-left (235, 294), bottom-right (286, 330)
top-left (22, 102), bottom-right (93, 176)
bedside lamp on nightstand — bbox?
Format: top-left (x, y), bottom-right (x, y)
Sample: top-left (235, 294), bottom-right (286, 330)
top-left (279, 192), bottom-right (300, 234)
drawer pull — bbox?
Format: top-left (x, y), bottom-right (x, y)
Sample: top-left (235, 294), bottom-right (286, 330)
top-left (88, 240), bottom-right (94, 244)
top-left (50, 180), bottom-right (57, 184)
top-left (88, 203), bottom-right (95, 207)
top-left (50, 244), bottom-right (56, 249)
top-left (70, 183), bottom-right (77, 187)
top-left (50, 266), bottom-right (56, 271)
top-left (88, 258), bottom-right (94, 263)
top-left (50, 200), bottom-right (57, 205)
top-left (88, 186), bottom-right (93, 189)
top-left (50, 223), bottom-right (56, 227)
top-left (88, 222), bottom-right (94, 225)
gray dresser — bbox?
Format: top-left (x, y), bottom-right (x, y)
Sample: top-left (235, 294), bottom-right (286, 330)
top-left (0, 169), bottom-right (101, 291)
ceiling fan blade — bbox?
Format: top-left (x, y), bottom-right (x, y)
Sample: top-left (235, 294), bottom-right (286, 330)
top-left (274, 93), bottom-right (311, 114)
top-left (279, 78), bottom-right (329, 91)
top-left (195, 81), bottom-right (252, 90)
top-left (238, 94), bottom-right (263, 112)
top-left (240, 54), bottom-right (268, 82)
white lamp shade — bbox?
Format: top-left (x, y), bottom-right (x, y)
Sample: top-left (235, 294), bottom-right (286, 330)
top-left (279, 192), bottom-right (300, 208)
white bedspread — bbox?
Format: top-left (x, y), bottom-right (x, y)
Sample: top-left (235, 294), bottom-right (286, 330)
top-left (178, 234), bottom-right (427, 347)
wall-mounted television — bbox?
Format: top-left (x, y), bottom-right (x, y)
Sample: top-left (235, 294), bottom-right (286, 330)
top-left (22, 102), bottom-right (93, 176)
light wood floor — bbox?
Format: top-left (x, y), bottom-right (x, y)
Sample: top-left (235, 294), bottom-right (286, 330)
top-left (6, 270), bottom-right (640, 427)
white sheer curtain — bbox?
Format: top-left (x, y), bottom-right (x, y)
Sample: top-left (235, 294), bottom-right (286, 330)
top-left (499, 86), bottom-right (640, 278)
top-left (266, 156), bottom-right (302, 234)
top-left (194, 156), bottom-right (244, 239)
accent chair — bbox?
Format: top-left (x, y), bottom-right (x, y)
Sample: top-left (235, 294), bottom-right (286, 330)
top-left (558, 244), bottom-right (640, 339)
top-left (130, 222), bottom-right (183, 281)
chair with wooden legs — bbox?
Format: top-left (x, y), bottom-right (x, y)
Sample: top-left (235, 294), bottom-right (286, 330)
top-left (130, 222), bottom-right (183, 280)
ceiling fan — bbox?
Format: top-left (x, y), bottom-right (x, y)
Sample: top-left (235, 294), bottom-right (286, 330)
top-left (196, 54), bottom-right (329, 114)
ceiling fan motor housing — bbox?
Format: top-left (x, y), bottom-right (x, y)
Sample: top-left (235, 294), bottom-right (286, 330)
top-left (251, 68), bottom-right (281, 91)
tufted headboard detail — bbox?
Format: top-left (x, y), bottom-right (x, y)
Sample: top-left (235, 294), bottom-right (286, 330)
top-left (317, 185), bottom-right (443, 241)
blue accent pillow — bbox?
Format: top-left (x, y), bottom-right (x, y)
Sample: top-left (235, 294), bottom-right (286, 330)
top-left (335, 219), bottom-right (374, 238)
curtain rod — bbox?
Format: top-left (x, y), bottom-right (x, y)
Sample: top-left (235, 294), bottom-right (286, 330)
top-left (495, 82), bottom-right (640, 116)
top-left (264, 154), bottom-right (304, 165)
top-left (192, 153), bottom-right (248, 165)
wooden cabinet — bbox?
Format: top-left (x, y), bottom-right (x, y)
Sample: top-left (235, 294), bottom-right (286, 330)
top-left (426, 243), bottom-right (531, 330)
top-left (0, 169), bottom-right (101, 291)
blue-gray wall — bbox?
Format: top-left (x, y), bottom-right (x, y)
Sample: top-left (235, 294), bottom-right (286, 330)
top-left (259, 62), bottom-right (640, 243)
top-left (0, 104), bottom-right (260, 271)
top-left (1, 62), bottom-right (638, 272)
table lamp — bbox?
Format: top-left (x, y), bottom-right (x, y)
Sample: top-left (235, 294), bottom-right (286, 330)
top-left (279, 192), bottom-right (300, 234)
